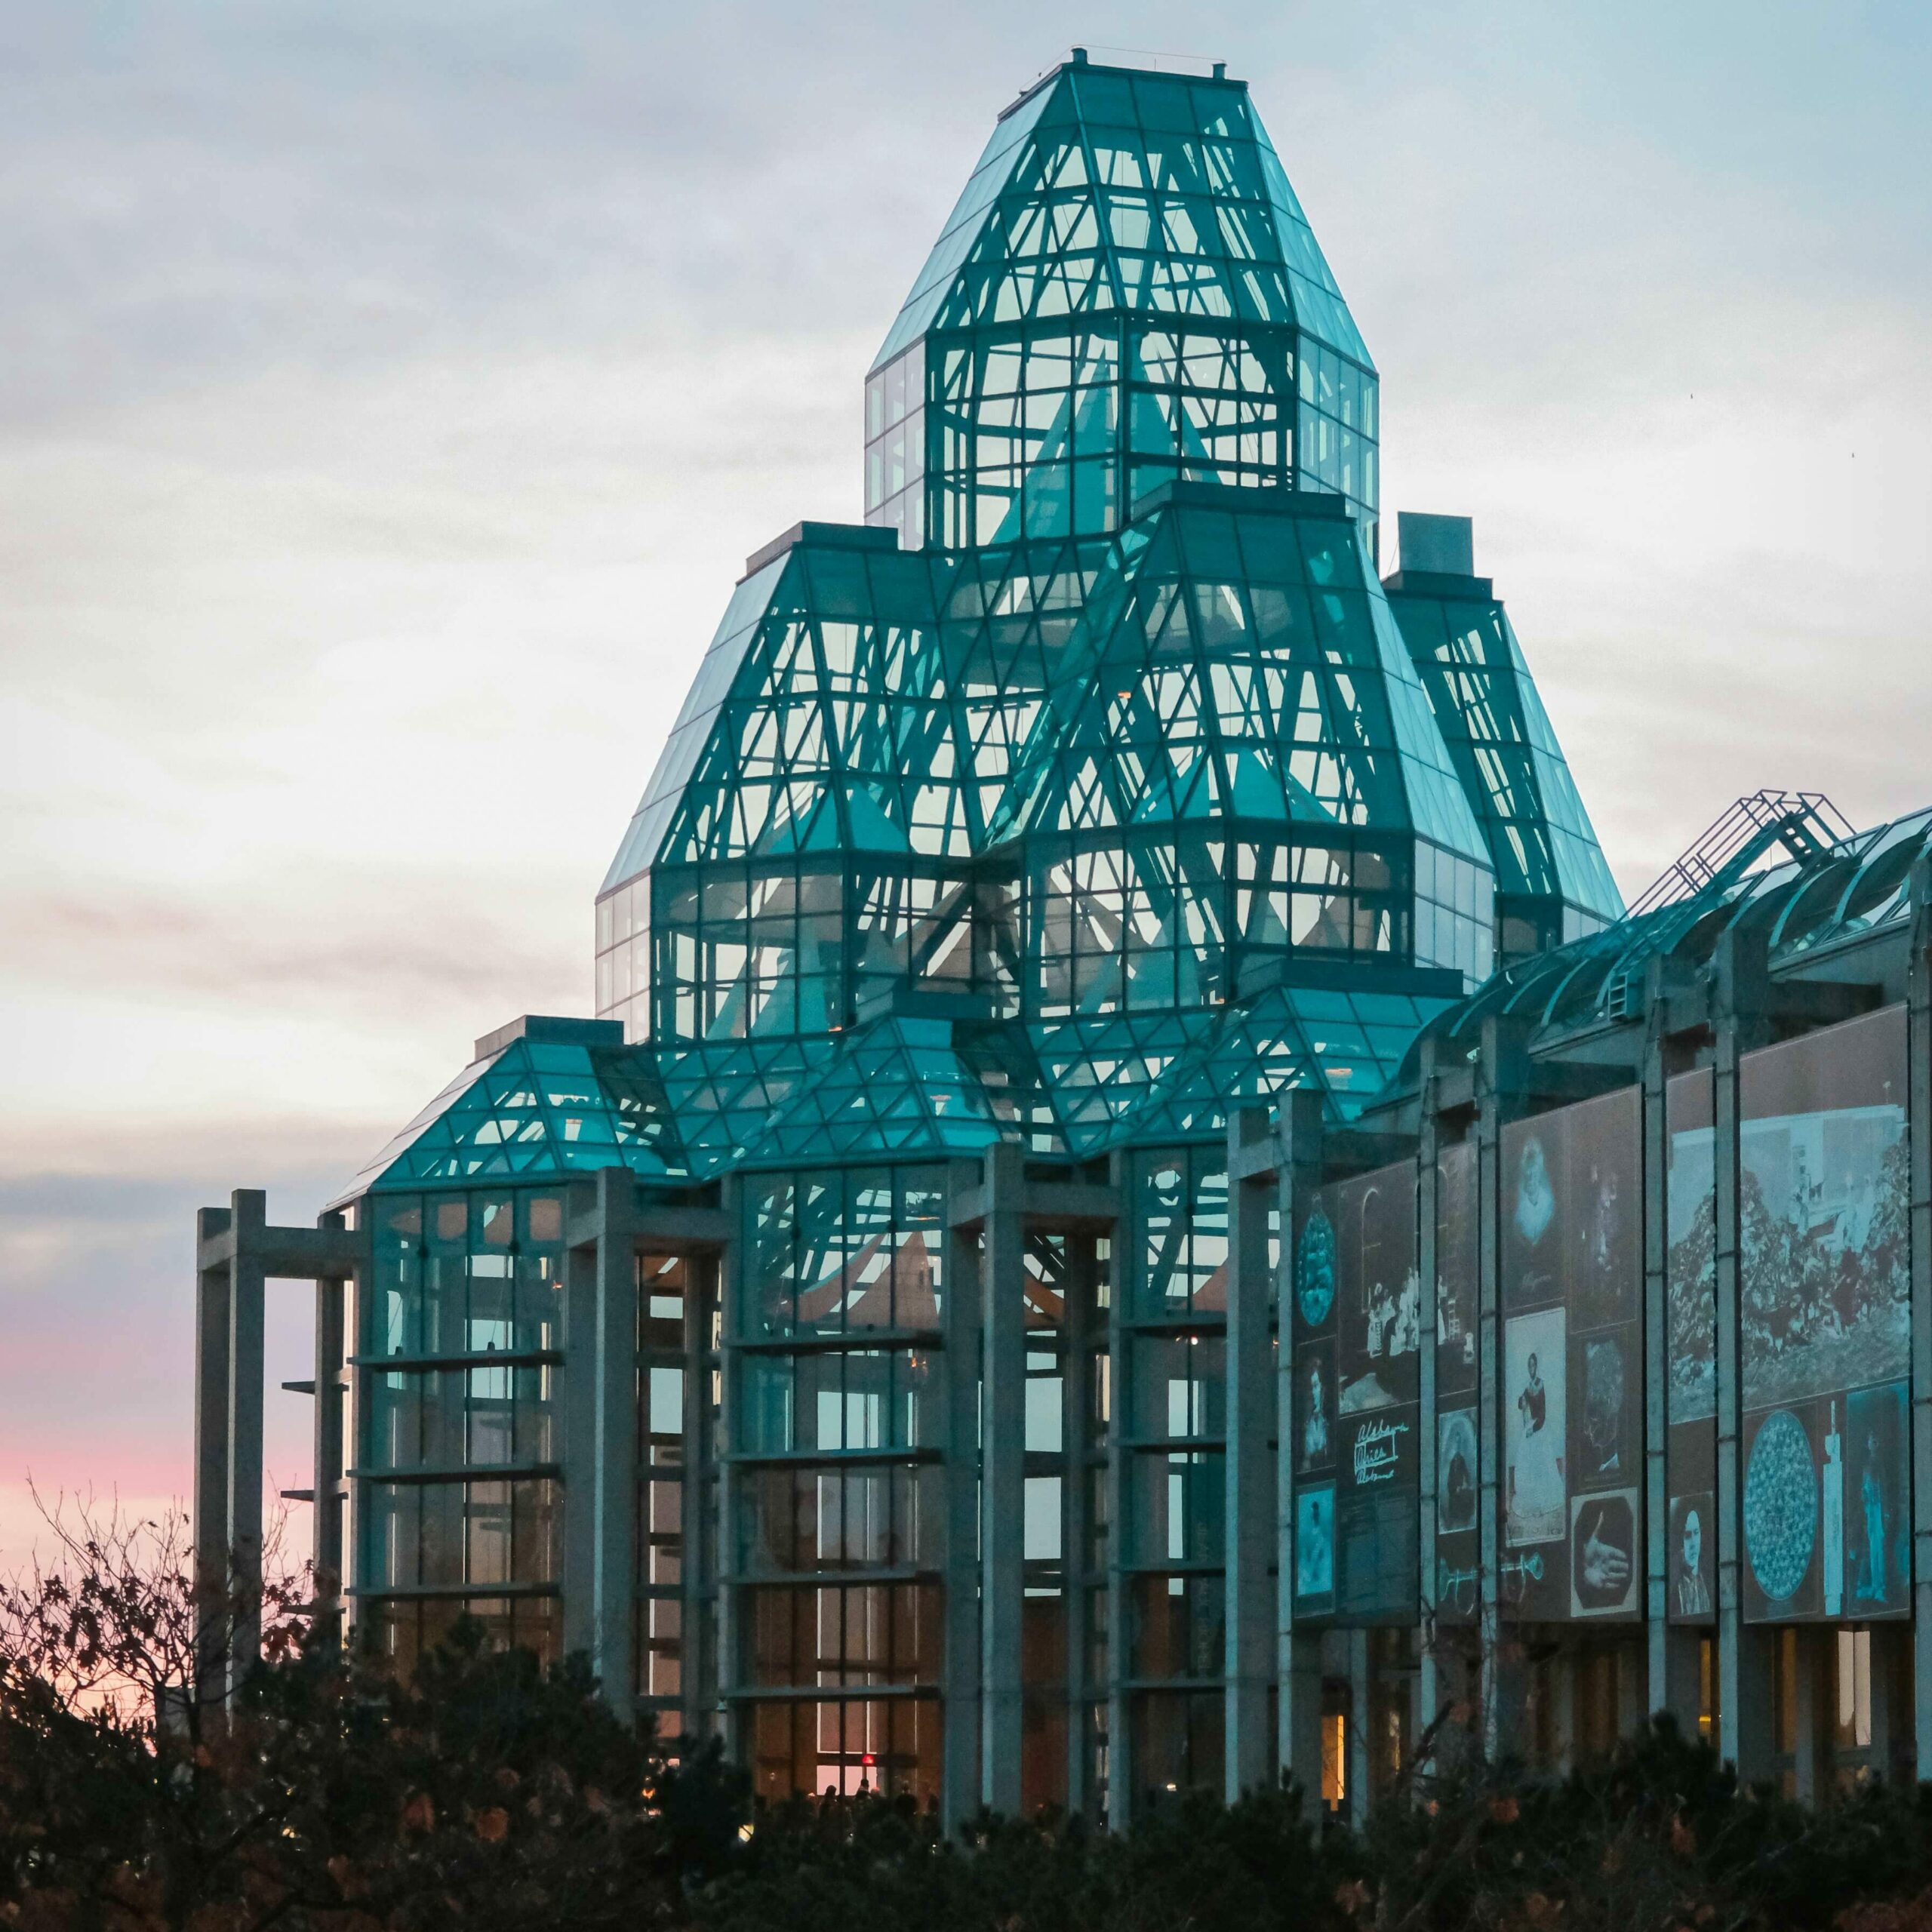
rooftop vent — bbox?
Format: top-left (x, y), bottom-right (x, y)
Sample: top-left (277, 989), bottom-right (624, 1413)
top-left (1396, 512), bottom-right (1474, 577)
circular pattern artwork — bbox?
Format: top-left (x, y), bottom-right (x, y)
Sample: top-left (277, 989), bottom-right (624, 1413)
top-left (1297, 1205), bottom-right (1336, 1327)
top-left (1744, 1407), bottom-right (1817, 1603)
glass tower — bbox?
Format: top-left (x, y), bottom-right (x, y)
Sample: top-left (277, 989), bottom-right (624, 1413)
top-left (330, 52), bottom-right (1628, 1814)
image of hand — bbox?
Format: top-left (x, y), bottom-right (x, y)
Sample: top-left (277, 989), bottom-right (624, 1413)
top-left (1580, 1521), bottom-right (1629, 1592)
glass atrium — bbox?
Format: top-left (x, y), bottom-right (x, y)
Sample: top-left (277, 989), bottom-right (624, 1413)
top-left (189, 51), bottom-right (1932, 1826)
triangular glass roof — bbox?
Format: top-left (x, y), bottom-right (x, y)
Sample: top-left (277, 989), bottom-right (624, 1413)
top-left (342, 1038), bottom-right (688, 1199)
top-left (872, 59), bottom-right (1372, 373)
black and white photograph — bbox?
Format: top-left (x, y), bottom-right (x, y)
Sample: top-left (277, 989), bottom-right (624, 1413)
top-left (1739, 1010), bottom-right (1910, 1412)
top-left (1846, 1380), bottom-right (1909, 1618)
top-left (1576, 1333), bottom-right (1632, 1487)
top-left (1570, 1490), bottom-right (1639, 1617)
top-left (1333, 1164), bottom-right (1420, 1417)
top-left (1296, 1338), bottom-right (1337, 1474)
top-left (1564, 1090), bottom-right (1640, 1332)
top-left (1505, 1308), bottom-right (1567, 1547)
top-left (1668, 1492), bottom-right (1715, 1621)
top-left (1503, 1125), bottom-right (1561, 1308)
top-left (1438, 1407), bottom-right (1478, 1536)
top-left (1435, 1145), bottom-right (1478, 1397)
top-left (1294, 1482), bottom-right (1337, 1610)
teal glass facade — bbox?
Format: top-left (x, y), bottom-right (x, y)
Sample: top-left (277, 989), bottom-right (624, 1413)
top-left (863, 58), bottom-right (1377, 554)
top-left (199, 52), bottom-right (1926, 1825)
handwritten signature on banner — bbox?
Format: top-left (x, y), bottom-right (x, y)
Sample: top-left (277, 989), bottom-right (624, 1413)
top-left (1351, 1416), bottom-right (1411, 1484)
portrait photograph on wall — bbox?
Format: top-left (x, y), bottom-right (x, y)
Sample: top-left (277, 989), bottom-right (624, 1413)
top-left (1505, 1127), bottom-right (1561, 1308)
top-left (1295, 1337), bottom-right (1337, 1477)
top-left (1669, 1491), bottom-right (1715, 1621)
top-left (1505, 1306), bottom-right (1567, 1549)
top-left (1845, 1380), bottom-right (1909, 1618)
top-left (1438, 1406), bottom-right (1478, 1536)
top-left (1739, 1007), bottom-right (1910, 1623)
top-left (1294, 1481), bottom-right (1336, 1614)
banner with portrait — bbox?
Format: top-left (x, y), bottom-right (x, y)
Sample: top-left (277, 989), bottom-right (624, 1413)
top-left (1500, 1087), bottom-right (1641, 1621)
top-left (1318, 1160), bottom-right (1420, 1622)
top-left (1433, 1142), bottom-right (1479, 1624)
top-left (1665, 1069), bottom-right (1717, 1623)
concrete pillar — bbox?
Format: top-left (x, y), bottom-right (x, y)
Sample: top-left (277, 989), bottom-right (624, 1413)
top-left (1063, 1232), bottom-right (1097, 1819)
top-left (681, 1246), bottom-right (719, 1743)
top-left (715, 1174), bottom-right (747, 1759)
top-left (1225, 1106), bottom-right (1275, 1798)
top-left (561, 1200), bottom-right (599, 1666)
top-left (1641, 985), bottom-right (1675, 1726)
top-left (1618, 1634), bottom-right (1646, 1740)
top-left (590, 1168), bottom-right (640, 1708)
top-left (1104, 1149), bottom-right (1134, 1829)
top-left (311, 1215), bottom-right (349, 1647)
top-left (980, 1141), bottom-right (1026, 1814)
top-left (1550, 1644), bottom-right (1577, 1774)
top-left (226, 1190), bottom-right (267, 1696)
top-left (940, 1161), bottom-right (983, 1833)
top-left (1791, 1626), bottom-right (1826, 1804)
top-left (1346, 1626), bottom-right (1372, 1826)
top-left (1414, 1056), bottom-right (1443, 1762)
top-left (192, 1207), bottom-right (233, 1709)
top-left (1275, 1089), bottom-right (1325, 1792)
top-left (1476, 1021), bottom-right (1529, 1758)
top-left (1908, 859), bottom-right (1932, 1774)
top-left (1711, 931), bottom-right (1777, 1779)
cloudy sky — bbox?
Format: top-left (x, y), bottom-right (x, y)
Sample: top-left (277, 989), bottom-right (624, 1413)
top-left (1, 0), bottom-right (1927, 1562)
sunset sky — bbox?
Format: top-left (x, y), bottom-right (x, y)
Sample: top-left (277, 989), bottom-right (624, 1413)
top-left (2, 0), bottom-right (1927, 1564)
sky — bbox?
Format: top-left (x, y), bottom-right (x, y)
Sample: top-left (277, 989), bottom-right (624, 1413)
top-left (1, 0), bottom-right (1927, 1565)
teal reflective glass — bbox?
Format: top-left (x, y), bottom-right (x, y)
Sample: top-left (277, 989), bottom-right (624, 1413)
top-left (351, 55), bottom-right (1677, 1195)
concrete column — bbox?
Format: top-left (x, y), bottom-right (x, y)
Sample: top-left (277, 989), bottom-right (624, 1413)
top-left (1225, 1106), bottom-right (1276, 1798)
top-left (1618, 1635), bottom-right (1646, 1743)
top-left (1711, 931), bottom-right (1777, 1778)
top-left (1105, 1149), bottom-right (1134, 1829)
top-left (1414, 1058), bottom-right (1443, 1763)
top-left (940, 1161), bottom-right (983, 1833)
top-left (1908, 858), bottom-right (1932, 1774)
top-left (681, 1247), bottom-right (719, 1743)
top-left (1476, 1022), bottom-right (1528, 1759)
top-left (1641, 992), bottom-right (1672, 1722)
top-left (1346, 1626), bottom-right (1372, 1827)
top-left (311, 1216), bottom-right (349, 1647)
top-left (1063, 1232), bottom-right (1097, 1818)
top-left (192, 1207), bottom-right (234, 1709)
top-left (980, 1141), bottom-right (1026, 1815)
top-left (1550, 1645), bottom-right (1578, 1774)
top-left (590, 1168), bottom-right (641, 1708)
top-left (715, 1174), bottom-right (747, 1759)
top-left (561, 1191), bottom-right (600, 1665)
top-left (1275, 1089), bottom-right (1325, 1793)
top-left (226, 1189), bottom-right (267, 1697)
top-left (1791, 1627), bottom-right (1827, 1803)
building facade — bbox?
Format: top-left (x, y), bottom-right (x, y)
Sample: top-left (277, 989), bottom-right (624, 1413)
top-left (190, 53), bottom-right (1932, 1824)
